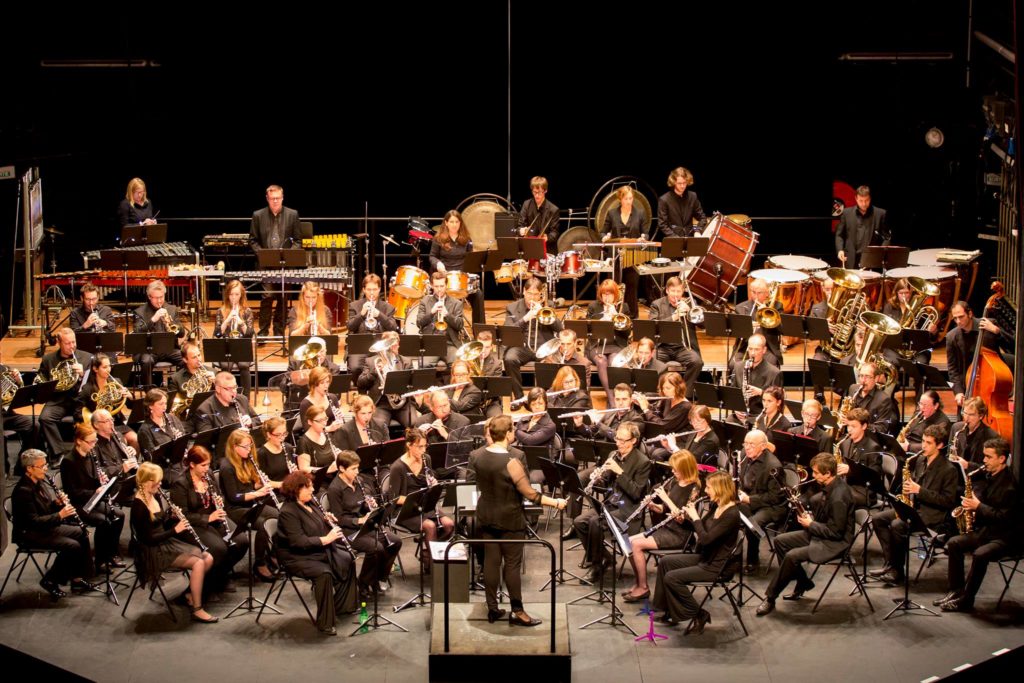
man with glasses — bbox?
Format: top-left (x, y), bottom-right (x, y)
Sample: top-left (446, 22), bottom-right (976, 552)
top-left (90, 408), bottom-right (139, 504)
top-left (70, 284), bottom-right (117, 333)
top-left (945, 301), bottom-right (1013, 408)
top-left (736, 429), bottom-right (786, 572)
top-left (12, 450), bottom-right (92, 600)
top-left (503, 277), bottom-right (564, 399)
top-left (133, 280), bottom-right (186, 388)
top-left (338, 394), bottom-right (389, 452)
top-left (733, 279), bottom-right (783, 366)
top-left (250, 184), bottom-right (303, 337)
top-left (572, 422), bottom-right (651, 583)
top-left (897, 390), bottom-right (951, 454)
top-left (191, 370), bottom-right (261, 434)
top-left (844, 361), bottom-right (897, 435)
top-left (786, 398), bottom-right (834, 453)
top-left (948, 397), bottom-right (998, 468)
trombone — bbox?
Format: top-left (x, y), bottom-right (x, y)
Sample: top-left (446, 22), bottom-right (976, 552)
top-left (526, 296), bottom-right (556, 351)
top-left (753, 282), bottom-right (781, 329)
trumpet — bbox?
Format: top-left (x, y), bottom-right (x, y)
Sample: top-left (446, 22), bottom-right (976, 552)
top-left (227, 305), bottom-right (243, 338)
top-left (434, 297), bottom-right (448, 332)
top-left (363, 298), bottom-right (380, 330)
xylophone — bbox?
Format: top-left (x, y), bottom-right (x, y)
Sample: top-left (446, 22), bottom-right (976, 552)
top-left (225, 267), bottom-right (351, 285)
top-left (37, 269), bottom-right (195, 290)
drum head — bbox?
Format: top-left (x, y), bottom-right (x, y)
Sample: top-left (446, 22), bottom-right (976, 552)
top-left (456, 194), bottom-right (515, 252)
top-left (768, 254), bottom-right (829, 272)
top-left (749, 268), bottom-right (808, 284)
top-left (558, 225), bottom-right (600, 257)
top-left (887, 266), bottom-right (956, 281)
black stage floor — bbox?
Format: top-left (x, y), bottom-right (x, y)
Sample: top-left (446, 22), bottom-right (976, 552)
top-left (1, 512), bottom-right (1022, 683)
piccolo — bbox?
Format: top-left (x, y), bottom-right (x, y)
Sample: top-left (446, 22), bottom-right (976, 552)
top-left (643, 429), bottom-right (698, 445)
top-left (510, 388), bottom-right (574, 408)
top-left (400, 381), bottom-right (471, 399)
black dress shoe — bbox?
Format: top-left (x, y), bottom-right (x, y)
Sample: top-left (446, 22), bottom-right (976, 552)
top-left (584, 566), bottom-right (606, 584)
top-left (561, 528), bottom-right (576, 542)
top-left (487, 608), bottom-right (507, 623)
top-left (743, 563), bottom-right (760, 575)
top-left (687, 609), bottom-right (712, 635)
top-left (655, 613), bottom-right (677, 625)
top-left (933, 591), bottom-right (960, 607)
top-left (941, 597), bottom-right (974, 613)
top-left (783, 580), bottom-right (814, 601)
top-left (318, 626), bottom-right (338, 636)
top-left (509, 610), bottom-right (542, 627)
top-left (70, 578), bottom-right (93, 593)
top-left (756, 598), bottom-right (776, 617)
top-left (879, 570), bottom-right (905, 585)
top-left (108, 557), bottom-right (127, 569)
top-left (578, 558), bottom-right (593, 569)
top-left (40, 579), bottom-right (66, 601)
top-left (868, 565), bottom-right (893, 578)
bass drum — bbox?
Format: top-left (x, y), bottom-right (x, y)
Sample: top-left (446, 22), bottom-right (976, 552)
top-left (588, 177), bottom-right (656, 236)
top-left (457, 193), bottom-right (516, 252)
top-left (321, 289), bottom-right (348, 329)
top-left (557, 225), bottom-right (600, 258)
top-left (686, 213), bottom-right (758, 308)
top-left (402, 301), bottom-right (422, 335)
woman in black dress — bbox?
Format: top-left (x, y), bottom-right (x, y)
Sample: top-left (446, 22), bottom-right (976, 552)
top-left (296, 405), bottom-right (340, 482)
top-left (430, 209), bottom-right (485, 325)
top-left (642, 372), bottom-right (692, 462)
top-left (326, 450), bottom-right (402, 595)
top-left (296, 366), bottom-right (344, 439)
top-left (118, 177), bottom-right (157, 226)
top-left (388, 428), bottom-right (455, 571)
top-left (257, 416), bottom-right (297, 486)
top-left (622, 449), bottom-right (701, 602)
top-left (219, 429), bottom-right (278, 582)
top-left (756, 386), bottom-right (792, 446)
top-left (131, 462), bottom-right (217, 622)
top-left (170, 445), bottom-right (249, 594)
top-left (276, 471), bottom-right (357, 635)
top-left (137, 388), bottom-right (189, 467)
top-left (652, 471), bottom-right (742, 633)
top-left (601, 186), bottom-right (647, 317)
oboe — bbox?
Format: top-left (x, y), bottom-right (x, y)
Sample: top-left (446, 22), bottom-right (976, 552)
top-left (156, 489), bottom-right (209, 553)
top-left (622, 476), bottom-right (674, 525)
top-left (308, 494), bottom-right (356, 555)
top-left (44, 473), bottom-right (87, 530)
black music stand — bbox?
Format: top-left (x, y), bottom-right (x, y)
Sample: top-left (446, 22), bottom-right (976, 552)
top-left (8, 381), bottom-right (56, 451)
top-left (770, 431), bottom-right (817, 470)
top-left (225, 501), bottom-right (280, 619)
top-left (578, 502), bottom-right (637, 635)
top-left (76, 332), bottom-right (125, 357)
top-left (474, 325), bottom-right (524, 366)
top-left (496, 236), bottom-right (545, 265)
top-left (632, 319), bottom-right (685, 347)
top-left (124, 332), bottom-right (177, 389)
top-left (882, 495), bottom-right (938, 620)
top-left (569, 438), bottom-right (619, 468)
top-left (860, 245), bottom-right (909, 275)
top-left (693, 382), bottom-right (747, 422)
top-left (711, 420), bottom-right (749, 477)
top-left (288, 334), bottom-right (341, 356)
top-left (256, 247), bottom-right (307, 354)
top-left (564, 319), bottom-right (617, 355)
top-left (119, 223), bottom-right (167, 246)
top-left (807, 359), bottom-right (857, 411)
top-left (191, 423), bottom-right (237, 457)
top-left (779, 314), bottom-right (832, 401)
top-left (382, 369), bottom-right (435, 401)
top-left (533, 362), bottom-right (588, 392)
top-left (146, 433), bottom-right (190, 469)
top-left (329, 374), bottom-right (352, 398)
top-left (203, 338), bottom-right (254, 371)
top-left (470, 376), bottom-right (513, 412)
top-left (393, 484), bottom-right (448, 613)
top-left (462, 249), bottom-right (497, 317)
top-left (538, 458), bottom-right (587, 588)
top-left (703, 312), bottom-right (754, 374)
top-left (99, 250), bottom-right (149, 332)
top-left (660, 236), bottom-right (709, 260)
top-left (607, 367), bottom-right (659, 395)
top-left (348, 506), bottom-right (408, 636)
top-left (910, 361), bottom-right (948, 393)
top-left (398, 335), bottom-right (447, 369)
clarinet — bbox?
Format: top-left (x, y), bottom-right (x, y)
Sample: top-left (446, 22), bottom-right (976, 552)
top-left (90, 449), bottom-right (111, 486)
top-left (233, 399), bottom-right (253, 431)
top-left (644, 495), bottom-right (709, 537)
top-left (204, 472), bottom-right (233, 544)
top-left (424, 463), bottom-right (445, 519)
top-left (329, 395), bottom-right (345, 426)
top-left (308, 494), bottom-right (357, 555)
top-left (156, 489), bottom-right (209, 553)
top-left (622, 475), bottom-right (674, 525)
top-left (44, 473), bottom-right (87, 530)
top-left (112, 429), bottom-right (139, 471)
top-left (356, 477), bottom-right (380, 511)
top-left (584, 453), bottom-right (622, 496)
top-left (253, 462), bottom-right (281, 507)
top-left (283, 443), bottom-right (298, 474)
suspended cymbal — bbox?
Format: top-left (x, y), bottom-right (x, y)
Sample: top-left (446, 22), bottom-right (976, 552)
top-left (44, 226), bottom-right (64, 236)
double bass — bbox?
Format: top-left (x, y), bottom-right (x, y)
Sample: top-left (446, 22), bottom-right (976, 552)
top-left (964, 281), bottom-right (1014, 439)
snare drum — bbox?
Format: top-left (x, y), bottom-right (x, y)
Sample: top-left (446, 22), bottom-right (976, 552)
top-left (749, 268), bottom-right (809, 314)
top-left (885, 265), bottom-right (959, 328)
top-left (392, 265), bottom-right (429, 298)
top-left (387, 288), bottom-right (416, 320)
top-left (560, 251), bottom-right (583, 277)
top-left (444, 271), bottom-right (470, 299)
top-left (495, 262), bottom-right (514, 284)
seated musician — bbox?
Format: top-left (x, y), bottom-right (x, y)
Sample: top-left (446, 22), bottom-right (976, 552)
top-left (430, 209), bottom-right (485, 324)
top-left (756, 453), bottom-right (855, 616)
top-left (170, 445), bottom-right (249, 595)
top-left (276, 470), bottom-right (359, 635)
top-left (446, 360), bottom-right (484, 420)
top-left (287, 336), bottom-right (342, 412)
top-left (676, 404), bottom-right (722, 468)
top-left (338, 394), bottom-right (389, 452)
top-left (296, 405), bottom-right (341, 480)
top-left (133, 279), bottom-right (185, 388)
top-left (513, 388), bottom-right (557, 480)
top-left (118, 177), bottom-right (158, 226)
top-left (518, 176), bottom-right (560, 250)
top-left (639, 371), bottom-right (691, 462)
top-left (219, 429), bottom-right (279, 583)
top-left (503, 277), bottom-right (563, 398)
top-left (76, 353), bottom-right (138, 451)
top-left (191, 371), bottom-right (261, 435)
top-left (845, 361), bottom-right (898, 435)
top-left (388, 428), bottom-right (455, 572)
top-left (250, 185), bottom-right (302, 338)
top-left (548, 365), bottom-right (591, 410)
top-left (475, 329), bottom-right (504, 377)
top-left (327, 450), bottom-right (402, 596)
top-left (897, 389), bottom-right (951, 454)
top-left (214, 279), bottom-right (255, 397)
top-left (0, 350), bottom-right (33, 472)
top-left (539, 328), bottom-right (593, 374)
top-left (585, 278), bottom-right (633, 404)
top-left (70, 283), bottom-right (117, 334)
top-left (601, 186), bottom-right (648, 314)
top-left (257, 416), bottom-right (298, 485)
top-left (90, 408), bottom-right (139, 504)
top-left (346, 274), bottom-right (398, 376)
top-left (416, 271), bottom-right (466, 365)
top-left (881, 277), bottom-right (936, 367)
top-left (572, 422), bottom-right (651, 583)
top-left (652, 471), bottom-right (740, 632)
top-left (656, 166), bottom-right (705, 238)
top-left (13, 449), bottom-right (92, 600)
top-left (939, 437), bottom-right (1021, 612)
top-left (574, 382), bottom-right (643, 441)
top-left (38, 327), bottom-right (92, 458)
top-left (648, 276), bottom-right (704, 388)
top-left (167, 341), bottom-right (215, 410)
top-left (736, 429), bottom-right (786, 572)
top-left (729, 333), bottom-right (782, 426)
top-left (946, 301), bottom-right (1014, 409)
top-left (755, 386), bottom-right (791, 447)
top-left (732, 278), bottom-right (784, 366)
top-left (809, 276), bottom-right (832, 363)
top-left (948, 397), bottom-right (999, 469)
top-left (412, 390), bottom-right (471, 446)
top-left (288, 280), bottom-right (333, 338)
top-left (835, 408), bottom-right (882, 508)
top-left (869, 424), bottom-right (958, 586)
top-left (137, 389), bottom-right (189, 467)
top-left (786, 398), bottom-right (834, 454)
top-left (296, 366), bottom-right (345, 439)
top-left (623, 449), bottom-right (701, 602)
top-left (633, 337), bottom-right (668, 374)
top-left (355, 330), bottom-right (416, 427)
top-left (60, 424), bottom-right (125, 573)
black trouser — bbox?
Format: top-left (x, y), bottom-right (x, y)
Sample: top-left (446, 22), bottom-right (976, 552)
top-left (466, 289), bottom-right (486, 326)
top-left (193, 524), bottom-right (250, 591)
top-left (652, 553), bottom-right (718, 621)
top-left (765, 530), bottom-right (818, 599)
top-left (504, 347), bottom-right (538, 398)
top-left (136, 350), bottom-right (184, 389)
top-left (20, 525), bottom-right (92, 584)
top-left (227, 505), bottom-right (279, 568)
top-left (739, 503), bottom-right (786, 565)
top-left (39, 396), bottom-right (76, 459)
top-left (2, 411), bottom-right (36, 472)
top-left (623, 267), bottom-right (640, 318)
top-left (945, 532), bottom-right (1012, 601)
top-left (80, 502), bottom-right (124, 568)
top-left (657, 344), bottom-right (704, 389)
top-left (351, 532), bottom-right (402, 587)
top-left (288, 556), bottom-right (355, 630)
top-left (259, 284), bottom-right (287, 335)
top-left (572, 504), bottom-right (633, 566)
top-left (870, 508), bottom-right (908, 573)
top-left (480, 526), bottom-right (525, 612)
top-left (372, 403), bottom-right (416, 430)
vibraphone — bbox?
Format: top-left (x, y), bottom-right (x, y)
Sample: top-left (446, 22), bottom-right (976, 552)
top-left (36, 269), bottom-right (195, 307)
top-left (82, 241), bottom-right (198, 269)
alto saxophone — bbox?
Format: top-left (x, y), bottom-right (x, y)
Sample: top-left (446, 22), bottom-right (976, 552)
top-left (897, 409), bottom-right (922, 445)
top-left (833, 433), bottom-right (849, 466)
top-left (953, 465), bottom-right (985, 534)
top-left (896, 453), bottom-right (920, 507)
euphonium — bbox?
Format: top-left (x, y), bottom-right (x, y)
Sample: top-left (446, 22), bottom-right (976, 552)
top-left (753, 281), bottom-right (782, 329)
top-left (897, 276), bottom-right (940, 358)
top-left (953, 465), bottom-right (985, 534)
top-left (855, 311), bottom-right (902, 387)
top-left (821, 268), bottom-right (866, 359)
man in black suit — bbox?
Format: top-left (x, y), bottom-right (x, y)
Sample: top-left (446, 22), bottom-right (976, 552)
top-left (191, 370), bottom-right (261, 434)
top-left (69, 284), bottom-right (118, 334)
top-left (133, 279), bottom-right (185, 388)
top-left (730, 334), bottom-right (782, 426)
top-left (249, 184), bottom-right (303, 336)
top-left (416, 271), bottom-right (466, 365)
top-left (412, 391), bottom-right (471, 446)
top-left (503, 277), bottom-right (564, 398)
top-left (737, 429), bottom-right (786, 570)
top-left (945, 301), bottom-right (1013, 409)
top-left (518, 176), bottom-right (560, 250)
top-left (656, 166), bottom-right (706, 237)
top-left (757, 453), bottom-right (855, 616)
top-left (845, 361), bottom-right (898, 435)
top-left (37, 327), bottom-right (92, 458)
top-left (834, 185), bottom-right (890, 268)
top-left (835, 408), bottom-right (882, 508)
top-left (647, 276), bottom-right (703, 387)
top-left (355, 331), bottom-right (416, 427)
top-left (786, 399), bottom-right (834, 454)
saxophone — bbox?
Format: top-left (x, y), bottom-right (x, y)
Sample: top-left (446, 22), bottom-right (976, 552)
top-left (897, 409), bottom-right (922, 445)
top-left (953, 465), bottom-right (985, 534)
top-left (896, 454), bottom-right (920, 507)
top-left (948, 423), bottom-right (968, 462)
top-left (831, 394), bottom-right (854, 442)
top-left (833, 433), bottom-right (849, 466)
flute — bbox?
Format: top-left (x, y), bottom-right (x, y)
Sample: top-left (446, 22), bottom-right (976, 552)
top-left (559, 407), bottom-right (623, 419)
top-left (643, 429), bottom-right (698, 445)
top-left (401, 382), bottom-right (471, 399)
top-left (510, 388), bottom-right (574, 408)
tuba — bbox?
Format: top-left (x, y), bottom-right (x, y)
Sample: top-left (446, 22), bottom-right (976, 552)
top-left (855, 311), bottom-right (902, 387)
top-left (821, 268), bottom-right (866, 359)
